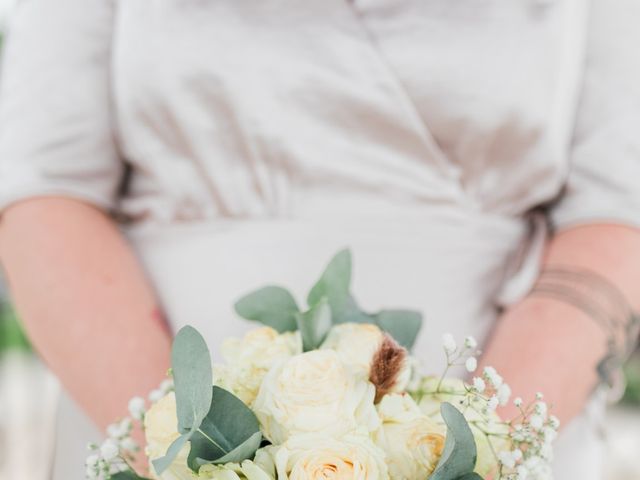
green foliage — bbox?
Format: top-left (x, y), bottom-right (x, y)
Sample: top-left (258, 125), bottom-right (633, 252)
top-left (454, 474), bottom-right (483, 480)
top-left (336, 295), bottom-right (375, 324)
top-left (153, 327), bottom-right (261, 475)
top-left (235, 249), bottom-right (423, 351)
top-left (375, 309), bottom-right (423, 350)
top-left (187, 387), bottom-right (262, 469)
top-left (199, 431), bottom-right (262, 466)
top-left (0, 303), bottom-right (30, 352)
top-left (307, 249), bottom-right (423, 349)
top-left (111, 472), bottom-right (152, 480)
top-left (430, 403), bottom-right (478, 480)
top-left (307, 249), bottom-right (352, 320)
top-left (296, 297), bottom-right (332, 351)
top-left (172, 326), bottom-right (213, 432)
top-left (622, 351), bottom-right (640, 405)
top-left (234, 286), bottom-right (299, 333)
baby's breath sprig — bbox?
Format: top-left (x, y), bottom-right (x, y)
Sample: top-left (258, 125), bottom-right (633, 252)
top-left (84, 378), bottom-right (174, 479)
top-left (411, 334), bottom-right (560, 480)
top-left (435, 334), bottom-right (482, 392)
top-left (498, 393), bottom-right (559, 480)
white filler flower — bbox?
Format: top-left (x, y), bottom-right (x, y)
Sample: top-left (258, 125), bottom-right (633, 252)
top-left (128, 396), bottom-right (146, 421)
top-left (465, 357), bottom-right (478, 373)
top-left (441, 333), bottom-right (457, 354)
top-left (416, 377), bottom-right (510, 478)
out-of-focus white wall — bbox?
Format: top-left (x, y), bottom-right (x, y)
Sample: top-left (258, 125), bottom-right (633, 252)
top-left (0, 0), bottom-right (15, 31)
top-left (0, 352), bottom-right (59, 480)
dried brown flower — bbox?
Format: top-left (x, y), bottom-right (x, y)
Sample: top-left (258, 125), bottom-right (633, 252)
top-left (369, 334), bottom-right (407, 403)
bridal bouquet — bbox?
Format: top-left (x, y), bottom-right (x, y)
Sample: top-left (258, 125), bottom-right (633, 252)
top-left (85, 250), bottom-right (558, 480)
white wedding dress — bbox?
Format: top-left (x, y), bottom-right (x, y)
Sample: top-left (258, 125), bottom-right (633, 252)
top-left (2, 0), bottom-right (640, 478)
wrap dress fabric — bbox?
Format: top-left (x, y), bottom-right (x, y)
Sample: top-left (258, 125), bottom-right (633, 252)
top-left (1, 0), bottom-right (640, 478)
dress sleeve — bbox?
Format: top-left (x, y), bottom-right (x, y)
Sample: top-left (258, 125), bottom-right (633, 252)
top-left (0, 0), bottom-right (123, 214)
top-left (550, 0), bottom-right (640, 230)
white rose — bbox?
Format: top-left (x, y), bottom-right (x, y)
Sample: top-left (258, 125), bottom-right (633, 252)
top-left (198, 468), bottom-right (239, 480)
top-left (273, 433), bottom-right (389, 480)
top-left (253, 350), bottom-right (379, 444)
top-left (321, 323), bottom-right (384, 374)
top-left (214, 327), bottom-right (302, 405)
top-left (144, 393), bottom-right (193, 480)
top-left (199, 449), bottom-right (275, 480)
top-left (374, 394), bottom-right (445, 479)
top-left (415, 377), bottom-right (510, 478)
top-left (321, 323), bottom-right (412, 391)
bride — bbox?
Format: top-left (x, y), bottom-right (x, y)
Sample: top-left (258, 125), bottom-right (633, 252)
top-left (1, 0), bottom-right (639, 478)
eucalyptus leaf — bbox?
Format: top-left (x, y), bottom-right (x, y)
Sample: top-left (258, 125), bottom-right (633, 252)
top-left (196, 431), bottom-right (262, 466)
top-left (111, 471), bottom-right (152, 480)
top-left (234, 286), bottom-right (299, 333)
top-left (295, 298), bottom-right (333, 351)
top-left (187, 386), bottom-right (262, 470)
top-left (430, 402), bottom-right (478, 480)
top-left (152, 427), bottom-right (196, 475)
top-left (307, 249), bottom-right (352, 315)
top-left (375, 309), bottom-right (423, 350)
top-left (455, 473), bottom-right (483, 480)
top-left (335, 295), bottom-right (375, 324)
top-left (172, 326), bottom-right (213, 432)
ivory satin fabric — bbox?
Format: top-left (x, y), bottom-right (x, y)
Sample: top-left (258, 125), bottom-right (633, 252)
top-left (1, 0), bottom-right (640, 478)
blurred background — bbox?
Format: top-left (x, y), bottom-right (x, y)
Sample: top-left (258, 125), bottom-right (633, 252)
top-left (0, 1), bottom-right (639, 479)
top-left (0, 277), bottom-right (60, 479)
top-left (0, 4), bottom-right (61, 479)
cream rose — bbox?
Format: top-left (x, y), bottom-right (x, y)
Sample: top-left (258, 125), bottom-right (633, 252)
top-left (415, 377), bottom-right (510, 478)
top-left (253, 349), bottom-right (379, 444)
top-left (374, 393), bottom-right (445, 479)
top-left (198, 449), bottom-right (275, 480)
top-left (144, 392), bottom-right (193, 480)
top-left (272, 433), bottom-right (389, 480)
top-left (214, 327), bottom-right (302, 405)
top-left (320, 323), bottom-right (412, 391)
top-left (321, 323), bottom-right (384, 375)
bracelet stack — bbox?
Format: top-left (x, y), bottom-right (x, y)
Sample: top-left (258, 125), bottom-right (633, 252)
top-left (531, 266), bottom-right (640, 393)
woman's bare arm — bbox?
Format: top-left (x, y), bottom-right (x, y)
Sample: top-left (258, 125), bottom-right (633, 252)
top-left (0, 197), bottom-right (172, 429)
top-left (481, 224), bottom-right (640, 423)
